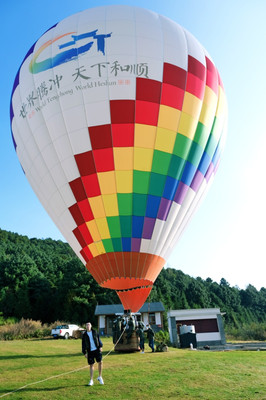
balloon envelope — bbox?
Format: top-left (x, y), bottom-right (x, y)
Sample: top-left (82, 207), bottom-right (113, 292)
top-left (10, 6), bottom-right (227, 312)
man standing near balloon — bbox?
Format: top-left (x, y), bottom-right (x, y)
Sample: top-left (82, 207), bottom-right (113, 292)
top-left (82, 322), bottom-right (104, 386)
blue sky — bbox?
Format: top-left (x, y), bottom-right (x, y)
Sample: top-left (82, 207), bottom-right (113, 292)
top-left (1, 0), bottom-right (265, 290)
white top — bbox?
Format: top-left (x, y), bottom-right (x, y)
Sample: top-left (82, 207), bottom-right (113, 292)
top-left (87, 331), bottom-right (97, 351)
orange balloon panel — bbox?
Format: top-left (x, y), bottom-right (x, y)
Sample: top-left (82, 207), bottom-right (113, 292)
top-left (85, 252), bottom-right (165, 310)
top-left (117, 287), bottom-right (153, 313)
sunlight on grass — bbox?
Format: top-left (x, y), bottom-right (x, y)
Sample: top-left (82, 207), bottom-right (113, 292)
top-left (0, 338), bottom-right (265, 399)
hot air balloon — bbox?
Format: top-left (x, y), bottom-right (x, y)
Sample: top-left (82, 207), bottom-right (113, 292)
top-left (10, 5), bottom-right (227, 313)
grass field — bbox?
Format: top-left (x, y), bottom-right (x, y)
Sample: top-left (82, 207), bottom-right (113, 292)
top-left (0, 337), bottom-right (265, 400)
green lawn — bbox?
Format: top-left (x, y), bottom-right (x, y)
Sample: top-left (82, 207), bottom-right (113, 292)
top-left (0, 338), bottom-right (265, 400)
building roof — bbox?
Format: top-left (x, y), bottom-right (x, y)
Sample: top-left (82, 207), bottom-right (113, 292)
top-left (95, 304), bottom-right (124, 315)
top-left (139, 302), bottom-right (165, 313)
top-left (95, 302), bottom-right (165, 316)
top-left (167, 308), bottom-right (223, 320)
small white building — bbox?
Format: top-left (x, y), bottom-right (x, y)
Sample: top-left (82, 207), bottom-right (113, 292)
top-left (168, 308), bottom-right (226, 347)
top-left (95, 302), bottom-right (165, 336)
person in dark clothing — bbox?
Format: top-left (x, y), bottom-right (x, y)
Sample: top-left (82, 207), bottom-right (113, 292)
top-left (136, 322), bottom-right (145, 353)
top-left (126, 316), bottom-right (135, 343)
top-left (82, 322), bottom-right (104, 386)
top-left (146, 324), bottom-right (155, 352)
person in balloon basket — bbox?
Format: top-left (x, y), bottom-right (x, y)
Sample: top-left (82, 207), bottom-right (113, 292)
top-left (146, 324), bottom-right (155, 352)
top-left (82, 322), bottom-right (104, 386)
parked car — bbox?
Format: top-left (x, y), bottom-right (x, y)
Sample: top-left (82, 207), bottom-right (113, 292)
top-left (51, 324), bottom-right (80, 339)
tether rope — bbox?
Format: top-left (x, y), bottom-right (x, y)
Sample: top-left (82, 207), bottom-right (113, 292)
top-left (0, 328), bottom-right (126, 398)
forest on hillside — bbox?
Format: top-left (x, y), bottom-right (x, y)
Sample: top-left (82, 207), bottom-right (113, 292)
top-left (0, 229), bottom-right (265, 330)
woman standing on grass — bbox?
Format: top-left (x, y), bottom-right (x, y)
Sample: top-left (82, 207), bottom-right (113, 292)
top-left (82, 322), bottom-right (104, 386)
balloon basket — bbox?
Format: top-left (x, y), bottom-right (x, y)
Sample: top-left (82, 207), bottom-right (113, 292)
top-left (114, 331), bottom-right (139, 352)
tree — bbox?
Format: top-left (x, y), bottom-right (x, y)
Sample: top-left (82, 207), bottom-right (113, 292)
top-left (0, 229), bottom-right (265, 328)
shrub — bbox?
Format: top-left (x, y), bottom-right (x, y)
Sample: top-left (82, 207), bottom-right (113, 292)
top-left (226, 322), bottom-right (266, 341)
top-left (0, 313), bottom-right (18, 326)
top-left (240, 323), bottom-right (266, 341)
top-left (154, 330), bottom-right (170, 346)
top-left (0, 319), bottom-right (80, 340)
top-left (0, 318), bottom-right (51, 340)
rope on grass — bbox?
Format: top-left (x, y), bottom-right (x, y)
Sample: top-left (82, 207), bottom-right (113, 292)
top-left (0, 365), bottom-right (88, 398)
top-left (0, 328), bottom-right (126, 398)
top-left (102, 327), bottom-right (125, 360)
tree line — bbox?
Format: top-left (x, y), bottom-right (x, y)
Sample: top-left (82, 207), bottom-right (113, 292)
top-left (0, 229), bottom-right (265, 329)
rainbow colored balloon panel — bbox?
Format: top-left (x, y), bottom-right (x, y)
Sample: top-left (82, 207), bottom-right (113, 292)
top-left (10, 5), bottom-right (227, 311)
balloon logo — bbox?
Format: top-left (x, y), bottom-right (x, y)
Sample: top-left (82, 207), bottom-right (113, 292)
top-left (10, 6), bottom-right (227, 312)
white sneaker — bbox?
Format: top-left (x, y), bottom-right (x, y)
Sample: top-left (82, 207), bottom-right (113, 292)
top-left (141, 351), bottom-right (144, 353)
top-left (88, 379), bottom-right (93, 386)
top-left (97, 376), bottom-right (104, 385)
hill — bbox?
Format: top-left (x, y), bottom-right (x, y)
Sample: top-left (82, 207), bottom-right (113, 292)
top-left (0, 229), bottom-right (265, 330)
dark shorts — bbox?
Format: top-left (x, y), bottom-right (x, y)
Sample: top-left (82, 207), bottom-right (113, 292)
top-left (87, 349), bottom-right (102, 365)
